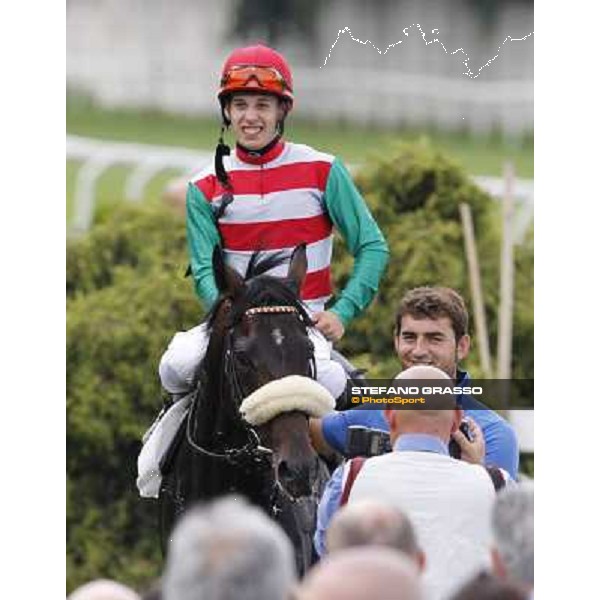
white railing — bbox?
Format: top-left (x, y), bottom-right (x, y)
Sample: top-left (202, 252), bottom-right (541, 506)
top-left (67, 135), bottom-right (212, 233)
top-left (67, 135), bottom-right (534, 238)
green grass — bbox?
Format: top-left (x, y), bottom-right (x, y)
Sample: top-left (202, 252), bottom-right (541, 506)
top-left (67, 103), bottom-right (533, 226)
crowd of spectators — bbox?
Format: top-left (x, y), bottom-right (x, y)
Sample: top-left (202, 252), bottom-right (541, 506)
top-left (69, 479), bottom-right (533, 600)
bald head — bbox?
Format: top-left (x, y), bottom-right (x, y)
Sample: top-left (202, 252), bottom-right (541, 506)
top-left (296, 548), bottom-right (422, 600)
top-left (395, 365), bottom-right (452, 382)
top-left (68, 579), bottom-right (140, 600)
top-left (326, 501), bottom-right (424, 570)
top-left (386, 366), bottom-right (462, 443)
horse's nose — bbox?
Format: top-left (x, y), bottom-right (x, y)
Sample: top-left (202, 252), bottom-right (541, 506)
top-left (277, 459), bottom-right (312, 498)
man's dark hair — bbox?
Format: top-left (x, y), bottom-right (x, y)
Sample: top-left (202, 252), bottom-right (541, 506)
top-left (449, 571), bottom-right (527, 600)
top-left (141, 580), bottom-right (162, 600)
top-left (395, 287), bottom-right (469, 341)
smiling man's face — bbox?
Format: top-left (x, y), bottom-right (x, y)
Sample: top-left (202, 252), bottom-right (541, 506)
top-left (225, 93), bottom-right (283, 150)
top-left (394, 314), bottom-right (470, 379)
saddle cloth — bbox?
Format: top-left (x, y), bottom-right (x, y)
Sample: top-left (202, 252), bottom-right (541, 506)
top-left (136, 394), bottom-right (192, 498)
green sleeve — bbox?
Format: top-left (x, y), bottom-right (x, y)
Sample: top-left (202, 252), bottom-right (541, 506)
top-left (324, 158), bottom-right (390, 326)
top-left (186, 182), bottom-right (221, 309)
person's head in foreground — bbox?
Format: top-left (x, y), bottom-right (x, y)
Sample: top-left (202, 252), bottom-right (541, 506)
top-left (68, 579), bottom-right (140, 600)
top-left (326, 499), bottom-right (426, 572)
top-left (491, 482), bottom-right (534, 593)
top-left (293, 547), bottom-right (422, 600)
top-left (162, 495), bottom-right (296, 600)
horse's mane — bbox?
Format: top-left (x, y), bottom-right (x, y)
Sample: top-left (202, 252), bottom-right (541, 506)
top-left (206, 251), bottom-right (313, 329)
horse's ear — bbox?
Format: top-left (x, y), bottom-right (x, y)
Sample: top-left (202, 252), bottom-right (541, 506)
top-left (287, 243), bottom-right (307, 294)
top-left (213, 246), bottom-right (244, 295)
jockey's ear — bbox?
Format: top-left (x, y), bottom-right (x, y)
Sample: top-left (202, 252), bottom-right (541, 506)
top-left (287, 243), bottom-right (307, 294)
top-left (213, 246), bottom-right (244, 296)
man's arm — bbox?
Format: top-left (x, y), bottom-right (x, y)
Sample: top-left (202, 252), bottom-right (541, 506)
top-left (314, 463), bottom-right (345, 556)
top-left (309, 417), bottom-right (337, 460)
top-left (482, 417), bottom-right (520, 480)
top-left (320, 407), bottom-right (390, 456)
top-left (323, 159), bottom-right (390, 327)
top-left (186, 182), bottom-right (221, 308)
top-left (466, 407), bottom-right (520, 479)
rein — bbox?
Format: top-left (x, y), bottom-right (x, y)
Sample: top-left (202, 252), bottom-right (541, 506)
top-left (185, 303), bottom-right (315, 467)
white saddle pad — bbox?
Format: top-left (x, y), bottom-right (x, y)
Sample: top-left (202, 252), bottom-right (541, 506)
top-left (136, 394), bottom-right (192, 498)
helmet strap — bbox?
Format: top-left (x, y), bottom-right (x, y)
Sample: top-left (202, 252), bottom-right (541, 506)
top-left (220, 102), bottom-right (231, 127)
top-left (215, 123), bottom-right (233, 199)
top-left (214, 125), bottom-right (234, 220)
top-left (278, 99), bottom-right (291, 136)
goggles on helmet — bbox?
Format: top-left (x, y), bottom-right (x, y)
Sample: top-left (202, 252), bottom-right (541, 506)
top-left (220, 65), bottom-right (292, 97)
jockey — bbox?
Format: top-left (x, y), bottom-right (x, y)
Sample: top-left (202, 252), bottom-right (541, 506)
top-left (158, 43), bottom-right (390, 401)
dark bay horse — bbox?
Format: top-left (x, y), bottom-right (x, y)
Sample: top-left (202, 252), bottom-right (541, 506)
top-left (159, 245), bottom-right (331, 573)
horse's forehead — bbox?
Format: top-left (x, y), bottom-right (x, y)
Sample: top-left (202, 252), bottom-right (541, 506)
top-left (248, 319), bottom-right (308, 361)
top-left (272, 327), bottom-right (284, 346)
top-left (251, 314), bottom-right (303, 336)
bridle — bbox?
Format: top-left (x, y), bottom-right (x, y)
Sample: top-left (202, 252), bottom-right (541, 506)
top-left (185, 303), bottom-right (316, 472)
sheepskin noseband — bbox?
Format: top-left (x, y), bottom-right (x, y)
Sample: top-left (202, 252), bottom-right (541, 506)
top-left (239, 375), bottom-right (336, 426)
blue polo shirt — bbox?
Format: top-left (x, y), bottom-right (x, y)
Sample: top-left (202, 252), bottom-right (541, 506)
top-left (321, 370), bottom-right (520, 479)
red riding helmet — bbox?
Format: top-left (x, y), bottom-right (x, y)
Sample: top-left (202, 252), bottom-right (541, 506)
top-left (218, 44), bottom-right (294, 106)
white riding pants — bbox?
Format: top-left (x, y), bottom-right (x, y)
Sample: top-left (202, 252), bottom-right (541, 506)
top-left (158, 323), bottom-right (347, 399)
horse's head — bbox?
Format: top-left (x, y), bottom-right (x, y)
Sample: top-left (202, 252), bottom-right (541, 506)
top-left (209, 243), bottom-right (315, 392)
top-left (204, 244), bottom-right (332, 498)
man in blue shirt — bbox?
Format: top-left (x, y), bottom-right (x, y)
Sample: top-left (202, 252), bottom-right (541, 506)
top-left (310, 286), bottom-right (519, 478)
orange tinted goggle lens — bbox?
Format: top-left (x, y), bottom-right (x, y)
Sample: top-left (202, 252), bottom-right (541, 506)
top-left (221, 66), bottom-right (289, 93)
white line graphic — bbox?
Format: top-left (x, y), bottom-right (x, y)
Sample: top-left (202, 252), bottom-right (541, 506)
top-left (321, 24), bottom-right (533, 79)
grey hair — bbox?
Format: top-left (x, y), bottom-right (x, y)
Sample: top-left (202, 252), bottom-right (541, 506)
top-left (491, 482), bottom-right (534, 587)
top-left (162, 495), bottom-right (296, 600)
top-left (327, 500), bottom-right (421, 558)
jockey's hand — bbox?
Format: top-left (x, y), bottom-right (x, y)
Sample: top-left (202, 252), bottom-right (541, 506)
top-left (451, 417), bottom-right (485, 465)
top-left (313, 311), bottom-right (345, 342)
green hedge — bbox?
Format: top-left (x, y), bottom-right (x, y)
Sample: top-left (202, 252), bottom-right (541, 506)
top-left (66, 142), bottom-right (533, 591)
top-left (67, 205), bottom-right (201, 592)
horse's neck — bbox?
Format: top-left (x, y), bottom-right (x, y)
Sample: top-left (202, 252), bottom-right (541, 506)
top-left (195, 357), bottom-right (247, 445)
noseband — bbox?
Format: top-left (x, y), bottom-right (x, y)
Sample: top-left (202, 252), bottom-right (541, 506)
top-left (185, 303), bottom-right (316, 468)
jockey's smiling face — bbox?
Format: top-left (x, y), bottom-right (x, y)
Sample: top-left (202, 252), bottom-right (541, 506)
top-left (225, 93), bottom-right (284, 150)
top-left (394, 315), bottom-right (470, 379)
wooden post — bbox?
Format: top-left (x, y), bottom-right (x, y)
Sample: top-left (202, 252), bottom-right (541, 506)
top-left (497, 162), bottom-right (515, 407)
top-left (459, 202), bottom-right (492, 378)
